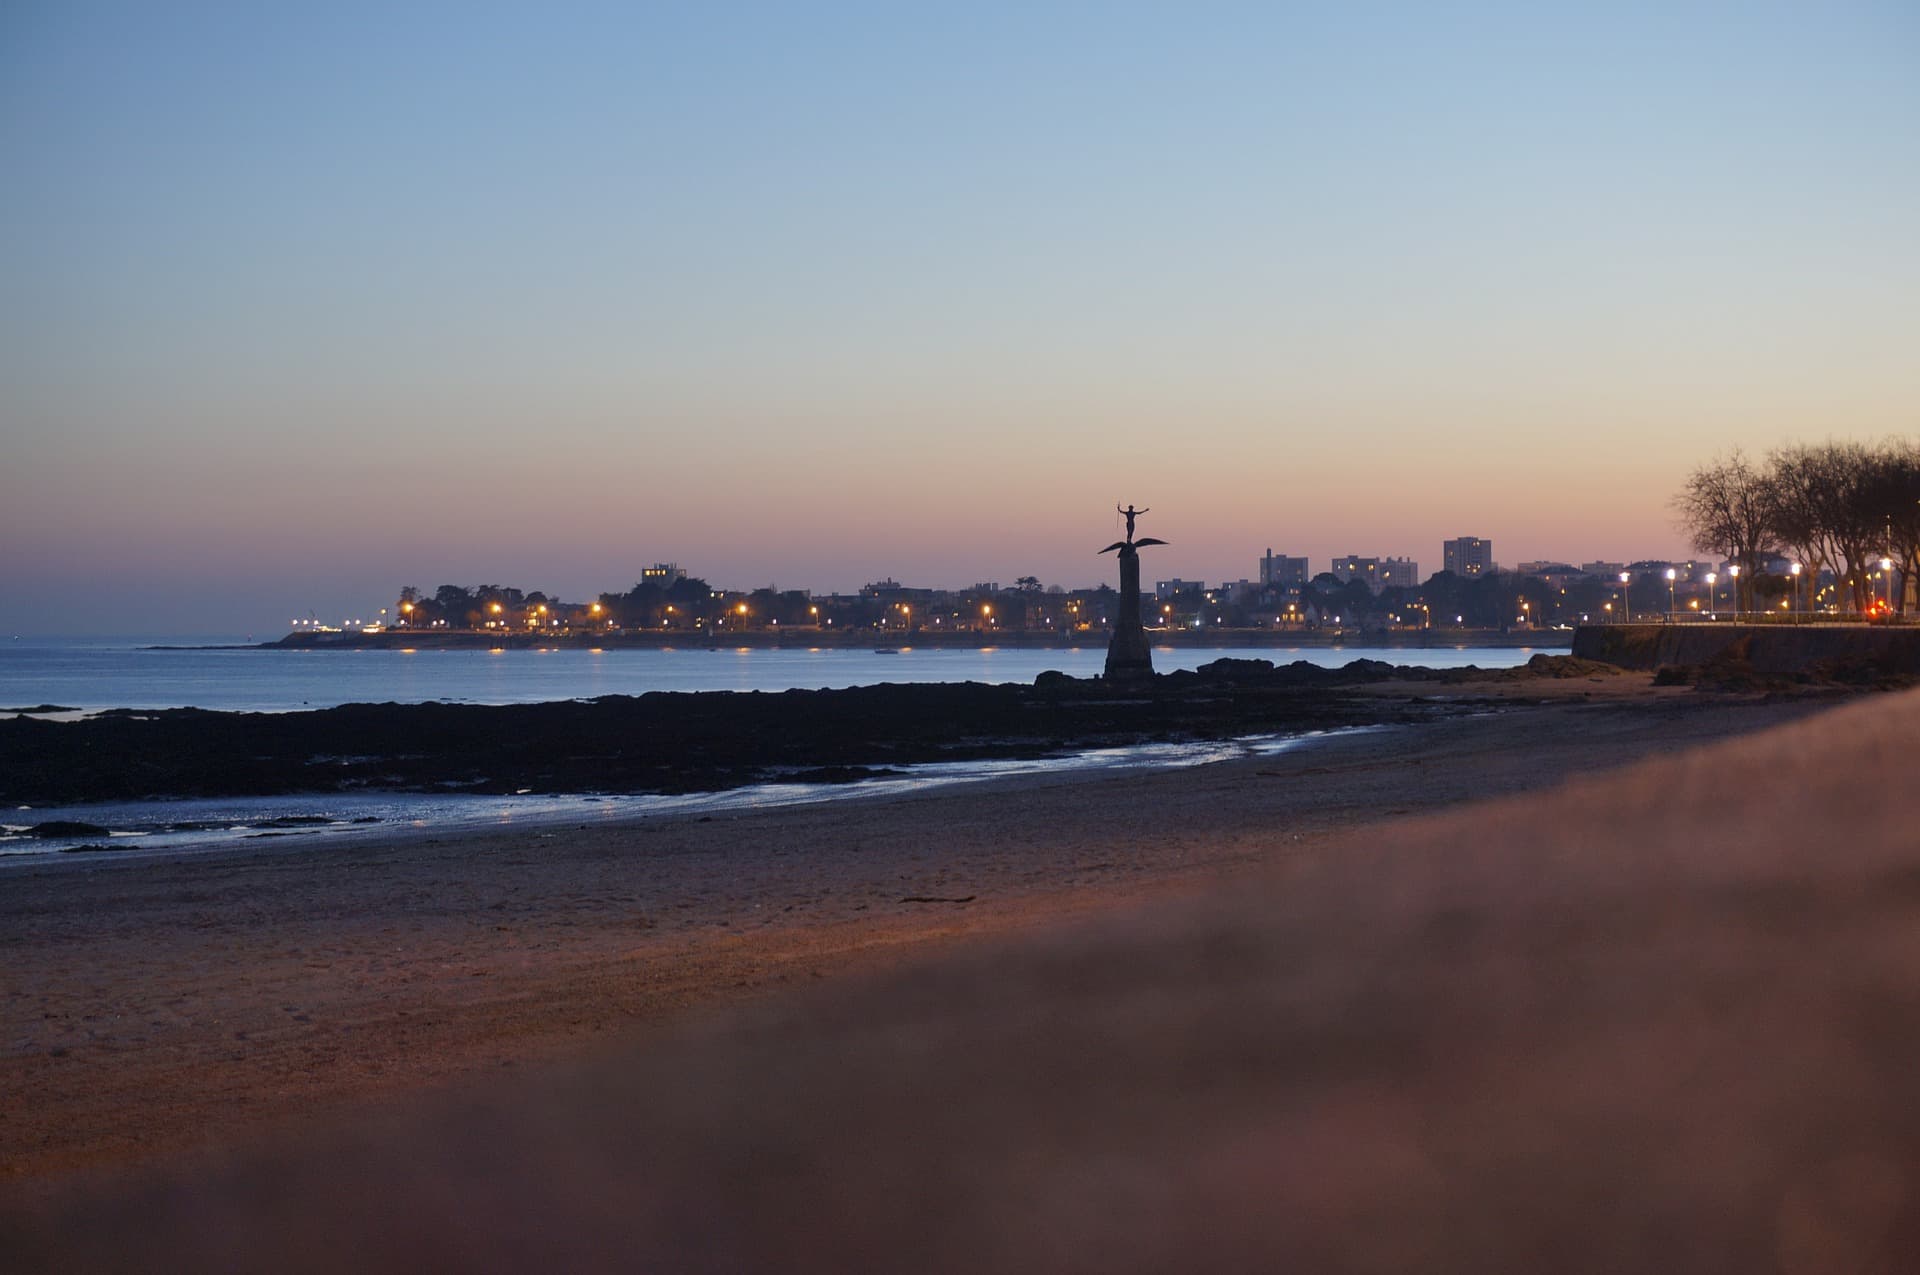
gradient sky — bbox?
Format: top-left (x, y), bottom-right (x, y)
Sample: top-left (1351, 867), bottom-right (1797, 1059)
top-left (4, 1), bottom-right (1916, 634)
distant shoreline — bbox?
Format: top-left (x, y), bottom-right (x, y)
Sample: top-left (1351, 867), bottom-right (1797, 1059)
top-left (246, 627), bottom-right (1568, 653)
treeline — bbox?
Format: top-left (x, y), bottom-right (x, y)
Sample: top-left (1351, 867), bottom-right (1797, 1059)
top-left (397, 578), bottom-right (727, 629)
top-left (1675, 439), bottom-right (1920, 613)
top-left (394, 580), bottom-right (1093, 632)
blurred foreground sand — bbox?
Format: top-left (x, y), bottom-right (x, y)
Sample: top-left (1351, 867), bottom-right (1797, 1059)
top-left (9, 680), bottom-right (1918, 1270)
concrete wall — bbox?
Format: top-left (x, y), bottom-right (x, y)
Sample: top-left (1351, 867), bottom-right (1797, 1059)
top-left (1572, 624), bottom-right (1920, 674)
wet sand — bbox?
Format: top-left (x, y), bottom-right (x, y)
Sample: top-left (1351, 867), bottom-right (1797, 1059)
top-left (1, 674), bottom-right (1830, 1203)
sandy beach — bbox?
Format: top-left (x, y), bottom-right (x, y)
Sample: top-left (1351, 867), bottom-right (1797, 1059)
top-left (2, 675), bottom-right (1832, 1198)
top-left (19, 670), bottom-right (1920, 1272)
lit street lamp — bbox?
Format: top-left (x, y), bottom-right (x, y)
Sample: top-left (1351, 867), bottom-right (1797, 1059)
top-left (1705, 572), bottom-right (1717, 617)
top-left (1664, 568), bottom-right (1677, 620)
top-left (1728, 563), bottom-right (1741, 617)
top-left (1790, 562), bottom-right (1803, 618)
top-left (1618, 571), bottom-right (1632, 623)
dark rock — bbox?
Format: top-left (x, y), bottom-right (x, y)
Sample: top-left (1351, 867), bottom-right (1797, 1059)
top-left (1193, 658), bottom-right (1276, 680)
top-left (25, 821), bottom-right (112, 838)
top-left (0, 673), bottom-right (1474, 806)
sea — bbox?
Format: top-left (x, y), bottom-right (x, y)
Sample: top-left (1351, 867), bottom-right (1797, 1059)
top-left (1, 636), bottom-right (1540, 714)
top-left (2, 636), bottom-right (1540, 862)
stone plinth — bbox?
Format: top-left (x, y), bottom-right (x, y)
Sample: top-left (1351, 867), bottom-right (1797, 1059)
top-left (1104, 546), bottom-right (1154, 680)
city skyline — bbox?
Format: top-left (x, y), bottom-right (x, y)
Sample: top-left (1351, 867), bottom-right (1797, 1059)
top-left (4, 2), bottom-right (1916, 634)
top-left (277, 541), bottom-right (1771, 637)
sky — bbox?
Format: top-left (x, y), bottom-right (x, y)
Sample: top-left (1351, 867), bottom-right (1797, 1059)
top-left (3, 1), bottom-right (1916, 634)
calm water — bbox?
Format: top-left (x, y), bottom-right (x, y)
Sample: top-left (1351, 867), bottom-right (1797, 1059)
top-left (1, 636), bottom-right (1542, 714)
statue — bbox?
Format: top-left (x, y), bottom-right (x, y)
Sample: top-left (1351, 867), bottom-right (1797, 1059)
top-left (1099, 503), bottom-right (1167, 680)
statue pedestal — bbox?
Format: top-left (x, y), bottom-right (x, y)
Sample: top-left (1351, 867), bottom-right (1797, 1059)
top-left (1104, 546), bottom-right (1155, 681)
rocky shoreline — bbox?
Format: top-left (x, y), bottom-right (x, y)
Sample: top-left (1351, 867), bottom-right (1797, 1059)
top-left (0, 657), bottom-right (1594, 806)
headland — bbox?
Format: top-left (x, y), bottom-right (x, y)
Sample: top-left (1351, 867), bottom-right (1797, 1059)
top-left (258, 626), bottom-right (1567, 651)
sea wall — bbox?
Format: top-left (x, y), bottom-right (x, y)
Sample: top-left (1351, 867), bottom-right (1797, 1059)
top-left (1573, 623), bottom-right (1920, 674)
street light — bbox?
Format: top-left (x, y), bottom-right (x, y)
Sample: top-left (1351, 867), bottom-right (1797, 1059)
top-left (1705, 572), bottom-right (1717, 617)
top-left (1618, 572), bottom-right (1632, 623)
top-left (1882, 558), bottom-right (1895, 613)
top-left (1665, 568), bottom-right (1677, 620)
top-left (1728, 563), bottom-right (1741, 618)
top-left (1790, 562), bottom-right (1803, 618)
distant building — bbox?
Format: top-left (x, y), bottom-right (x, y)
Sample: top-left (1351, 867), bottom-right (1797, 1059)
top-left (1259, 550), bottom-right (1310, 588)
top-left (862, 579), bottom-right (936, 604)
top-left (1155, 578), bottom-right (1205, 600)
top-left (1215, 579), bottom-right (1258, 604)
top-left (1332, 556), bottom-right (1421, 595)
top-left (1331, 556), bottom-right (1376, 588)
top-left (1379, 557), bottom-right (1420, 591)
top-left (1581, 561), bottom-right (1627, 579)
top-left (1443, 537), bottom-right (1494, 577)
top-left (1518, 561), bottom-right (1588, 588)
top-left (642, 563), bottom-right (686, 585)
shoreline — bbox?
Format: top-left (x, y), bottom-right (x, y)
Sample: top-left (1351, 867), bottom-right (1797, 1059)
top-left (0, 676), bottom-right (1842, 1197)
top-left (0, 656), bottom-right (1587, 808)
top-left (0, 726), bottom-right (1389, 864)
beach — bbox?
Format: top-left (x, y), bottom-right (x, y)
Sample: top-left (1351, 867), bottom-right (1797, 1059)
top-left (1, 673), bottom-right (1836, 1203)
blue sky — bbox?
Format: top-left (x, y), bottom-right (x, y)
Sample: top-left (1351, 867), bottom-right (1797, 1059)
top-left (3, 1), bottom-right (1916, 633)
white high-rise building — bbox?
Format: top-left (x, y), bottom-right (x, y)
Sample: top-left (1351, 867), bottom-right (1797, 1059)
top-left (1442, 537), bottom-right (1494, 577)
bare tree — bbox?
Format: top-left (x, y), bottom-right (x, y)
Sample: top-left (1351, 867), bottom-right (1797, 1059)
top-left (1672, 451), bottom-right (1773, 611)
top-left (1815, 441), bottom-right (1885, 611)
top-left (1680, 438), bottom-right (1920, 616)
top-left (1765, 440), bottom-right (1907, 613)
top-left (1763, 445), bottom-right (1845, 610)
top-left (1863, 438), bottom-right (1920, 613)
